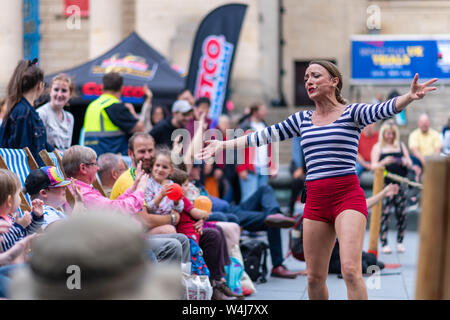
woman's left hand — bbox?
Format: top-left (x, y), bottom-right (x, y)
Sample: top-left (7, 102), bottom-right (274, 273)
top-left (409, 73), bottom-right (438, 100)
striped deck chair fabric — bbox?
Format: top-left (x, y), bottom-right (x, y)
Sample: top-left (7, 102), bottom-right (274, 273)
top-left (0, 148), bottom-right (38, 215)
top-left (49, 150), bottom-right (67, 178)
top-left (39, 149), bottom-right (66, 177)
top-left (48, 151), bottom-right (61, 169)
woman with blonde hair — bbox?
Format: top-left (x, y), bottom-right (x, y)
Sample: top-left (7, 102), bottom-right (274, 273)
top-left (37, 73), bottom-right (75, 151)
top-left (371, 120), bottom-right (413, 254)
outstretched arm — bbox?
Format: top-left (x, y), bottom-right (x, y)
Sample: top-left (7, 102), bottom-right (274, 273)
top-left (395, 74), bottom-right (437, 112)
top-left (198, 112), bottom-right (302, 161)
top-left (366, 183), bottom-right (399, 209)
top-left (197, 135), bottom-right (248, 160)
top-left (184, 112), bottom-right (206, 173)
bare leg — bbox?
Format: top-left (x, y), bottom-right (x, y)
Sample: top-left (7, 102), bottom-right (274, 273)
top-left (303, 218), bottom-right (336, 300)
top-left (335, 210), bottom-right (368, 300)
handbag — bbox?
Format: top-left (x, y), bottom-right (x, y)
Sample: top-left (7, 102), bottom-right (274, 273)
top-left (224, 257), bottom-right (244, 295)
top-left (229, 244), bottom-right (257, 294)
top-left (181, 272), bottom-right (213, 300)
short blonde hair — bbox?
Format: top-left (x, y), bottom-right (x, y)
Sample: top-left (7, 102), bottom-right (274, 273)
top-left (379, 121), bottom-right (400, 149)
top-left (62, 145), bottom-right (97, 178)
top-left (0, 169), bottom-right (21, 206)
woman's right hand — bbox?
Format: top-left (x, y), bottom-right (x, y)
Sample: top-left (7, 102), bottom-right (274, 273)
top-left (197, 140), bottom-right (224, 160)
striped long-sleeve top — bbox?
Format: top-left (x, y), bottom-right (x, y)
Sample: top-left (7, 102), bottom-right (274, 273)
top-left (247, 98), bottom-right (399, 181)
top-left (0, 212), bottom-right (43, 253)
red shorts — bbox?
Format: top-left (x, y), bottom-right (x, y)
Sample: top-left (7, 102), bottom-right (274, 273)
top-left (303, 174), bottom-right (368, 224)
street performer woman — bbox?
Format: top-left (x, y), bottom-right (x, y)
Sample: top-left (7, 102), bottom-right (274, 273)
top-left (198, 60), bottom-right (437, 299)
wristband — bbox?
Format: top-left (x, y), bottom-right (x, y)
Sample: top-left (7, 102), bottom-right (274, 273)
top-left (171, 213), bottom-right (176, 225)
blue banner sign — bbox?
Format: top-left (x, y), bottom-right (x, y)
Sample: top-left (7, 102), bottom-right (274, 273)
top-left (351, 35), bottom-right (450, 83)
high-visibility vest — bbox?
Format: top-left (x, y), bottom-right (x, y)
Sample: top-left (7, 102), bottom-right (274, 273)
top-left (83, 94), bottom-right (125, 138)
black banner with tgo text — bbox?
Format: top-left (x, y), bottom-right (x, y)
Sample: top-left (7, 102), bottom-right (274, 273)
top-left (185, 3), bottom-right (247, 127)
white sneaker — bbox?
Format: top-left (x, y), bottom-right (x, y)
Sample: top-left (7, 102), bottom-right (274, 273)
top-left (381, 245), bottom-right (392, 254)
top-left (397, 243), bottom-right (406, 253)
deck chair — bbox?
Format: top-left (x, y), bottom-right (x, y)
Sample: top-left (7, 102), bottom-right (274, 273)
top-left (0, 147), bottom-right (39, 214)
top-left (39, 149), bottom-right (108, 198)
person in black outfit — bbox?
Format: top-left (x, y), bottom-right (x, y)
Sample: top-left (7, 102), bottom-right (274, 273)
top-left (149, 99), bottom-right (194, 148)
top-left (371, 120), bottom-right (413, 254)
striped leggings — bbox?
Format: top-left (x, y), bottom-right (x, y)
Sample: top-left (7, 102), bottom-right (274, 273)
top-left (380, 184), bottom-right (408, 246)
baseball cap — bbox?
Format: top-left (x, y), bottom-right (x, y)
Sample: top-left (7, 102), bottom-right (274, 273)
top-left (172, 100), bottom-right (193, 114)
top-left (24, 166), bottom-right (71, 195)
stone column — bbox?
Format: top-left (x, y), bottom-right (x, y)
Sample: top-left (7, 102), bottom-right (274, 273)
top-left (0, 1), bottom-right (23, 94)
top-left (89, 0), bottom-right (123, 59)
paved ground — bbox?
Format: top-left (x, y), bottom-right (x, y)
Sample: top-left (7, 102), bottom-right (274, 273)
top-left (245, 228), bottom-right (419, 300)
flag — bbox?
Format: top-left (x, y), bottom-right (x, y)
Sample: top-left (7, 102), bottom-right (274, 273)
top-left (185, 4), bottom-right (247, 127)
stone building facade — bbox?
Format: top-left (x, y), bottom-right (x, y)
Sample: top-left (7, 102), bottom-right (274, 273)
top-left (0, 0), bottom-right (448, 152)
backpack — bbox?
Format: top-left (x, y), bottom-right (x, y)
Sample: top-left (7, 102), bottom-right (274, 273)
top-left (288, 216), bottom-right (387, 274)
top-left (239, 239), bottom-right (269, 283)
top-left (288, 214), bottom-right (305, 261)
top-left (329, 241), bottom-right (385, 274)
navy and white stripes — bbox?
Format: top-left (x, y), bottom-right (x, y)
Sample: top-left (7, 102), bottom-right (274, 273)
top-left (0, 213), bottom-right (43, 252)
top-left (247, 98), bottom-right (398, 181)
